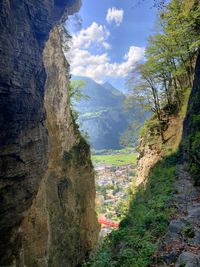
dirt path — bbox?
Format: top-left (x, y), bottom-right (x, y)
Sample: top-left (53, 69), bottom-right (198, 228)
top-left (154, 165), bottom-right (200, 266)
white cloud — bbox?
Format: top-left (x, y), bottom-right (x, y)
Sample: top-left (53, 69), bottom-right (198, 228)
top-left (72, 22), bottom-right (110, 50)
top-left (67, 46), bottom-right (145, 83)
top-left (106, 7), bottom-right (124, 27)
top-left (65, 21), bottom-right (144, 83)
top-left (102, 42), bottom-right (111, 50)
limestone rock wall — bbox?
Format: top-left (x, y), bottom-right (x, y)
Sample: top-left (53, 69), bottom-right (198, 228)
top-left (0, 0), bottom-right (98, 266)
top-left (21, 27), bottom-right (99, 267)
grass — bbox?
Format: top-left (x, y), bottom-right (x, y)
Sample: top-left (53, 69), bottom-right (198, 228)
top-left (84, 153), bottom-right (178, 267)
top-left (92, 153), bottom-right (137, 166)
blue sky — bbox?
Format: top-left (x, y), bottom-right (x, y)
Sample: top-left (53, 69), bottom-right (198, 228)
top-left (66, 0), bottom-right (158, 91)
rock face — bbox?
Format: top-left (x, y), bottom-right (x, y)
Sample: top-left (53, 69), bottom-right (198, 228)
top-left (0, 0), bottom-right (99, 266)
top-left (20, 27), bottom-right (99, 267)
top-left (137, 114), bottom-right (184, 186)
top-left (182, 52), bottom-right (200, 185)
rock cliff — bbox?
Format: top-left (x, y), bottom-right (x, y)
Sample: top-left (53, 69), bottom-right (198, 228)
top-left (0, 1), bottom-right (99, 266)
top-left (137, 114), bottom-right (184, 186)
top-left (182, 52), bottom-right (200, 185)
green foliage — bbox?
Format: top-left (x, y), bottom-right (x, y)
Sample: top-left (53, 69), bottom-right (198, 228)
top-left (183, 83), bottom-right (200, 185)
top-left (85, 154), bottom-right (178, 267)
top-left (127, 0), bottom-right (200, 142)
top-left (69, 80), bottom-right (87, 101)
top-left (69, 80), bottom-right (89, 122)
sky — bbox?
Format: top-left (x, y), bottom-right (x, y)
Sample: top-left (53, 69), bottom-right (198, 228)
top-left (65, 0), bottom-right (158, 91)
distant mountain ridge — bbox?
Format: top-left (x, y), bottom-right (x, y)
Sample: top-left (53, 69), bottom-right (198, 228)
top-left (72, 76), bottom-right (124, 112)
top-left (72, 76), bottom-right (129, 150)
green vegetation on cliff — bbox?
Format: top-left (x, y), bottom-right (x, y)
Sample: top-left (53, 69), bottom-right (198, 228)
top-left (183, 55), bottom-right (200, 186)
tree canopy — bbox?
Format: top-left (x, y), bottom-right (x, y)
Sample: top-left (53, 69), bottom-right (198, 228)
top-left (128, 0), bottom-right (200, 142)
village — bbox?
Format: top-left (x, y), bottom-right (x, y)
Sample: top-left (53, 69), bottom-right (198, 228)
top-left (94, 162), bottom-right (136, 236)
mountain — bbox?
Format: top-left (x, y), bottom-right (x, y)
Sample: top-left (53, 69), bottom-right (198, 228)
top-left (103, 82), bottom-right (124, 97)
top-left (72, 76), bottom-right (124, 111)
top-left (72, 76), bottom-right (131, 150)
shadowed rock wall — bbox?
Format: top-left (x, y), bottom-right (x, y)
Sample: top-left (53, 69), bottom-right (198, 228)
top-left (182, 52), bottom-right (200, 185)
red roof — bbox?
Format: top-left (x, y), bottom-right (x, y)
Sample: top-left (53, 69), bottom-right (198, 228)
top-left (98, 218), bottom-right (119, 228)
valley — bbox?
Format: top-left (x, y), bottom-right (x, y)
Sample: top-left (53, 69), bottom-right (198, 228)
top-left (72, 76), bottom-right (146, 150)
top-left (92, 149), bottom-right (137, 236)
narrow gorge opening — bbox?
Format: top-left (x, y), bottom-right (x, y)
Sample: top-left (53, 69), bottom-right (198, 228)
top-left (63, 0), bottom-right (157, 239)
top-left (1, 0), bottom-right (200, 266)
top-left (62, 1), bottom-right (200, 266)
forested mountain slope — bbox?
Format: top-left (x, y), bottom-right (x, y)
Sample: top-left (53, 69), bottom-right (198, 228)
top-left (72, 76), bottom-right (143, 150)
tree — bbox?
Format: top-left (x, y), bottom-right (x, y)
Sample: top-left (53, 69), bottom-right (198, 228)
top-left (127, 0), bottom-right (200, 143)
top-left (162, 0), bottom-right (200, 86)
top-left (69, 79), bottom-right (89, 122)
top-left (69, 80), bottom-right (87, 101)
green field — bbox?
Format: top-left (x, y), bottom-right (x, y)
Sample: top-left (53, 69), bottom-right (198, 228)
top-left (92, 152), bottom-right (137, 166)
